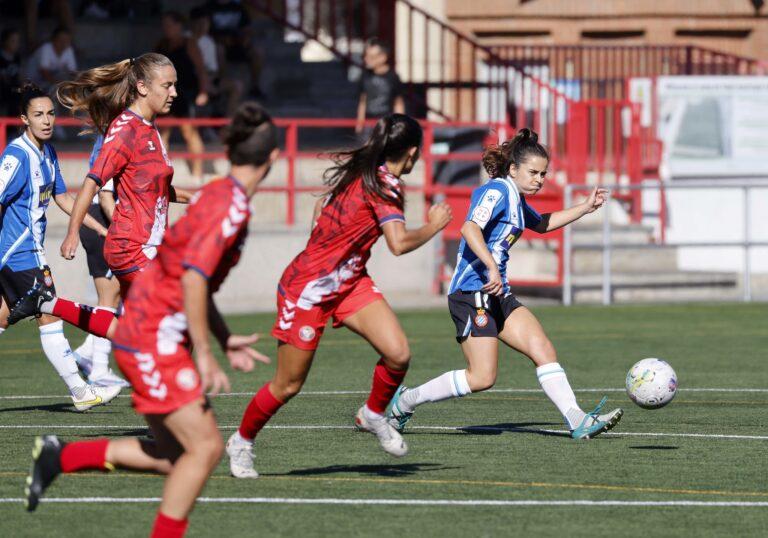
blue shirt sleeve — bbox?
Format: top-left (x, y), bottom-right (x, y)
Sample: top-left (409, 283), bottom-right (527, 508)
top-left (0, 148), bottom-right (28, 206)
top-left (88, 135), bottom-right (103, 168)
top-left (49, 146), bottom-right (67, 196)
top-left (466, 184), bottom-right (507, 230)
top-left (522, 197), bottom-right (542, 230)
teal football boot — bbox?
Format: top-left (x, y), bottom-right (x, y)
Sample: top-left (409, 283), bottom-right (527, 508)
top-left (570, 397), bottom-right (623, 440)
top-left (386, 386), bottom-right (414, 433)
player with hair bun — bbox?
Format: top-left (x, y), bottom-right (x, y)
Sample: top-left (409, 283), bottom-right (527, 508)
top-left (25, 102), bottom-right (277, 538)
top-left (387, 128), bottom-right (624, 440)
top-left (226, 113), bottom-right (452, 478)
top-left (0, 82), bottom-right (121, 410)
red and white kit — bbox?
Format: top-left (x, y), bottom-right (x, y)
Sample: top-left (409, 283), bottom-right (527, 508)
top-left (87, 109), bottom-right (174, 288)
top-left (272, 166), bottom-right (404, 350)
top-left (113, 177), bottom-right (251, 414)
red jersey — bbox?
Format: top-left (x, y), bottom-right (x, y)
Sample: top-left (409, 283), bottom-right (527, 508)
top-left (87, 110), bottom-right (174, 275)
top-left (114, 177), bottom-right (251, 354)
top-left (279, 166), bottom-right (404, 308)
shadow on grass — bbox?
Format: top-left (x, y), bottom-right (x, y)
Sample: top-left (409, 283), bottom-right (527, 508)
top-left (629, 445), bottom-right (679, 450)
top-left (267, 462), bottom-right (454, 478)
top-left (410, 422), bottom-right (572, 439)
top-left (0, 402), bottom-right (81, 414)
top-left (78, 428), bottom-right (151, 438)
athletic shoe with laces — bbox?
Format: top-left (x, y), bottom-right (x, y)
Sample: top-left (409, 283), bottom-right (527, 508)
top-left (71, 384), bottom-right (122, 412)
top-left (88, 369), bottom-right (131, 388)
top-left (570, 397), bottom-right (623, 440)
top-left (225, 433), bottom-right (259, 478)
top-left (354, 406), bottom-right (408, 457)
top-left (7, 281), bottom-right (54, 325)
top-left (385, 386), bottom-right (414, 433)
top-left (25, 435), bottom-right (63, 511)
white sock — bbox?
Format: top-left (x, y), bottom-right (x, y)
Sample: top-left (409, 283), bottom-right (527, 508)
top-left (74, 333), bottom-right (95, 360)
top-left (536, 362), bottom-right (585, 429)
top-left (232, 431), bottom-right (252, 446)
top-left (399, 370), bottom-right (472, 413)
top-left (363, 404), bottom-right (384, 420)
top-left (0, 327), bottom-right (5, 336)
top-left (90, 336), bottom-right (112, 378)
top-left (39, 321), bottom-right (87, 394)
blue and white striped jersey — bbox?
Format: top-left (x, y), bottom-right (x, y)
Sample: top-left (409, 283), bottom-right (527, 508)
top-left (0, 133), bottom-right (67, 271)
top-left (448, 176), bottom-right (542, 295)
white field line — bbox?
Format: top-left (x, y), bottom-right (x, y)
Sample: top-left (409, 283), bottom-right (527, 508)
top-left (0, 423), bottom-right (766, 441)
top-left (0, 497), bottom-right (767, 507)
top-left (2, 387), bottom-right (768, 400)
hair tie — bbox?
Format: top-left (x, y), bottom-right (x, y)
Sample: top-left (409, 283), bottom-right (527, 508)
top-left (129, 57), bottom-right (135, 66)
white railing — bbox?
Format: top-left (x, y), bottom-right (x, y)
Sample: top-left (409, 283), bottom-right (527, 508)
top-left (563, 181), bottom-right (768, 305)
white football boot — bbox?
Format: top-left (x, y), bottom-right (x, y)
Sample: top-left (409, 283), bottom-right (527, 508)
top-left (355, 406), bottom-right (408, 457)
top-left (71, 384), bottom-right (122, 412)
top-left (226, 432), bottom-right (259, 478)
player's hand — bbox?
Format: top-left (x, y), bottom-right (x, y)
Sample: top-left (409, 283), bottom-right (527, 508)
top-left (428, 202), bottom-right (453, 231)
top-left (582, 187), bottom-right (609, 214)
top-left (482, 265), bottom-right (504, 296)
top-left (195, 92), bottom-right (209, 107)
top-left (60, 232), bottom-right (80, 260)
top-left (225, 333), bottom-right (271, 372)
top-left (196, 348), bottom-right (230, 396)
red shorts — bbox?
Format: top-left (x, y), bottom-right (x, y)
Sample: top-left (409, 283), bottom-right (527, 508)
top-left (114, 346), bottom-right (203, 415)
top-left (271, 275), bottom-right (384, 351)
top-left (113, 265), bottom-right (147, 299)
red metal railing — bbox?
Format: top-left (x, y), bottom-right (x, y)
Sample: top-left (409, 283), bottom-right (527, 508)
top-left (486, 44), bottom-right (763, 102)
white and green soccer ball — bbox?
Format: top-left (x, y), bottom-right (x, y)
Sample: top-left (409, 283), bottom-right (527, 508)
top-left (625, 358), bottom-right (678, 409)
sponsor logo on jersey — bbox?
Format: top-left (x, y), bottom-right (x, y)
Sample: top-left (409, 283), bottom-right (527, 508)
top-left (38, 183), bottom-right (54, 207)
top-left (299, 325), bottom-right (316, 342)
top-left (472, 206), bottom-right (491, 224)
top-left (176, 368), bottom-right (199, 391)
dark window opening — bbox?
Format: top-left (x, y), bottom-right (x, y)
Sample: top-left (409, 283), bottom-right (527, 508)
top-left (474, 30), bottom-right (551, 39)
top-left (581, 30), bottom-right (645, 40)
top-left (675, 29), bottom-right (752, 39)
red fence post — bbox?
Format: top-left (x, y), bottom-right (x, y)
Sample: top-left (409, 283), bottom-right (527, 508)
top-left (626, 104), bottom-right (643, 223)
top-left (565, 101), bottom-right (588, 183)
top-left (286, 121), bottom-right (298, 226)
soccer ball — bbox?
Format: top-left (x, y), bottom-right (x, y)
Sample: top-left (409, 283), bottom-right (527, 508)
top-left (625, 358), bottom-right (678, 409)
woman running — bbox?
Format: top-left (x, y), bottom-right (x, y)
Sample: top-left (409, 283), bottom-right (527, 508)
top-left (0, 82), bottom-right (120, 410)
top-left (25, 102), bottom-right (276, 538)
top-left (386, 128), bottom-right (623, 439)
top-left (8, 53), bottom-right (194, 339)
top-left (226, 113), bottom-right (452, 478)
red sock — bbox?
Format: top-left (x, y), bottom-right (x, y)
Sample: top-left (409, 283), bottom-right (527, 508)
top-left (150, 512), bottom-right (188, 538)
top-left (50, 298), bottom-right (116, 338)
top-left (60, 439), bottom-right (110, 473)
top-left (366, 359), bottom-right (407, 414)
top-left (238, 383), bottom-right (284, 440)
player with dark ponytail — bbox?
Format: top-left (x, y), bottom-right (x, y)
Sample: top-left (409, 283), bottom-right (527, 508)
top-left (387, 128), bottom-right (624, 440)
top-left (25, 103), bottom-right (276, 538)
top-left (226, 113), bottom-right (452, 477)
top-left (0, 82), bottom-right (122, 409)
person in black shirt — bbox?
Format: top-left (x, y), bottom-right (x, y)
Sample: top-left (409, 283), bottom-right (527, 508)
top-left (355, 39), bottom-right (404, 135)
top-left (0, 28), bottom-right (22, 117)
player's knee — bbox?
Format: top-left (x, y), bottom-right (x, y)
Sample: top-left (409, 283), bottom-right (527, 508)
top-left (467, 370), bottom-right (496, 392)
top-left (195, 433), bottom-right (224, 469)
top-left (383, 341), bottom-right (411, 369)
top-left (529, 336), bottom-right (557, 364)
top-left (273, 378), bottom-right (304, 402)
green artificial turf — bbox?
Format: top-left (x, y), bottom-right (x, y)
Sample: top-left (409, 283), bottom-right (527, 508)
top-left (1, 303), bottom-right (767, 537)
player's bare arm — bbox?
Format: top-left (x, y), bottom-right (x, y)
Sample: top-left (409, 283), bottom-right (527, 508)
top-left (60, 179), bottom-right (101, 259)
top-left (531, 186), bottom-right (609, 233)
top-left (182, 269), bottom-right (229, 396)
top-left (54, 193), bottom-right (108, 237)
top-left (460, 220), bottom-right (503, 296)
top-left (381, 202), bottom-right (452, 256)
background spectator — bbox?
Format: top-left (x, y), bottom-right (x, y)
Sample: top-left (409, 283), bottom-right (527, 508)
top-left (201, 0), bottom-right (264, 99)
top-left (156, 10), bottom-right (210, 185)
top-left (0, 28), bottom-right (22, 117)
top-left (190, 6), bottom-right (243, 118)
top-left (355, 38), bottom-right (404, 134)
top-left (23, 0), bottom-right (75, 51)
top-left (30, 26), bottom-right (77, 91)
